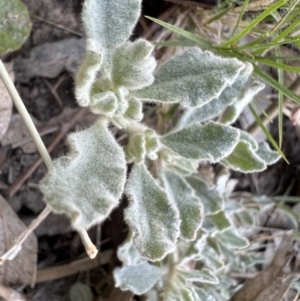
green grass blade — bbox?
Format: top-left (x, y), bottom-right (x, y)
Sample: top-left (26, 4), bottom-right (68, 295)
top-left (255, 55), bottom-right (300, 61)
top-left (252, 101), bottom-right (273, 123)
top-left (254, 57), bottom-right (300, 73)
top-left (231, 0), bottom-right (249, 37)
top-left (270, 0), bottom-right (300, 34)
top-left (253, 65), bottom-right (300, 105)
top-left (207, 4), bottom-right (234, 24)
top-left (275, 47), bottom-right (284, 148)
top-left (220, 0), bottom-right (288, 47)
top-left (249, 104), bottom-right (288, 163)
top-left (145, 16), bottom-right (213, 49)
top-left (236, 37), bottom-right (300, 51)
top-left (273, 17), bottom-right (300, 43)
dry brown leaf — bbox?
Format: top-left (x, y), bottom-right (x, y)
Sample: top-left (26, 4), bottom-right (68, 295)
top-left (1, 114), bottom-right (41, 153)
top-left (230, 235), bottom-right (293, 301)
top-left (0, 194), bottom-right (37, 286)
top-left (14, 38), bottom-right (86, 83)
top-left (0, 63), bottom-right (14, 142)
top-left (253, 275), bottom-right (292, 301)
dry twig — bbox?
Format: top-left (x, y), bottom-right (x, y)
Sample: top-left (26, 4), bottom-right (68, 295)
top-left (36, 250), bottom-right (112, 283)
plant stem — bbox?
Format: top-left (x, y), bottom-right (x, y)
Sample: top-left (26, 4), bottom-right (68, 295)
top-left (0, 60), bottom-right (53, 171)
top-left (78, 228), bottom-right (98, 259)
top-left (0, 60), bottom-right (98, 261)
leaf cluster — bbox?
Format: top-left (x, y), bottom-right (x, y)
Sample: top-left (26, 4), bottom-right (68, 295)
top-left (39, 0), bottom-right (283, 300)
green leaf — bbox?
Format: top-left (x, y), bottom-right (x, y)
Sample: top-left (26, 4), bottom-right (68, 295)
top-left (256, 142), bottom-right (281, 165)
top-left (186, 176), bottom-right (223, 214)
top-left (82, 0), bottom-right (141, 67)
top-left (123, 97), bottom-right (143, 123)
top-left (235, 210), bottom-right (254, 227)
top-left (221, 82), bottom-right (265, 125)
top-left (117, 234), bottom-right (146, 266)
top-left (239, 130), bottom-right (258, 151)
top-left (90, 90), bottom-right (118, 117)
top-left (196, 238), bottom-right (224, 270)
top-left (125, 164), bottom-right (180, 261)
top-left (69, 283), bottom-right (93, 301)
top-left (207, 211), bottom-right (231, 230)
top-left (177, 63), bottom-right (254, 129)
top-left (75, 50), bottom-right (102, 107)
top-left (40, 118), bottom-right (127, 230)
top-left (0, 0), bottom-right (32, 54)
top-left (112, 39), bottom-right (156, 90)
top-left (221, 140), bottom-right (266, 173)
top-left (213, 228), bottom-right (249, 248)
top-left (136, 48), bottom-right (246, 107)
top-left (178, 268), bottom-right (219, 284)
top-left (125, 129), bottom-right (160, 163)
top-left (161, 122), bottom-right (240, 162)
top-left (124, 133), bottom-right (146, 163)
top-left (160, 169), bottom-right (202, 241)
top-left (168, 286), bottom-right (201, 301)
top-left (114, 262), bottom-right (162, 295)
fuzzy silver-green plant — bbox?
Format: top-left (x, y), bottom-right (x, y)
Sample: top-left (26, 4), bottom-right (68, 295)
top-left (39, 0), bottom-right (283, 298)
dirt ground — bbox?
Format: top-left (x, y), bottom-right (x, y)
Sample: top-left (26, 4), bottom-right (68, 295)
top-left (1, 0), bottom-right (300, 300)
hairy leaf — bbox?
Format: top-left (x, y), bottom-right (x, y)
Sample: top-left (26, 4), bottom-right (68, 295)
top-left (178, 268), bottom-right (219, 284)
top-left (40, 119), bottom-right (127, 230)
top-left (161, 122), bottom-right (239, 162)
top-left (125, 129), bottom-right (159, 163)
top-left (123, 98), bottom-right (143, 123)
top-left (221, 82), bottom-right (265, 125)
top-left (117, 234), bottom-right (146, 266)
top-left (186, 176), bottom-right (223, 214)
top-left (75, 49), bottom-right (102, 107)
top-left (221, 140), bottom-right (266, 172)
top-left (207, 211), bottom-right (231, 230)
top-left (177, 62), bottom-right (253, 129)
top-left (114, 262), bottom-right (162, 295)
top-left (82, 0), bottom-right (141, 67)
top-left (136, 48), bottom-right (245, 107)
top-left (235, 210), bottom-right (255, 227)
top-left (168, 286), bottom-right (201, 301)
top-left (161, 150), bottom-right (199, 176)
top-left (196, 238), bottom-right (224, 270)
top-left (90, 91), bottom-right (118, 117)
top-left (256, 142), bottom-right (280, 165)
top-left (125, 133), bottom-right (146, 163)
top-left (0, 0), bottom-right (32, 54)
top-left (125, 163), bottom-right (180, 261)
top-left (213, 228), bottom-right (249, 248)
top-left (160, 169), bottom-right (202, 241)
top-left (239, 129), bottom-right (258, 150)
top-left (112, 39), bottom-right (156, 90)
